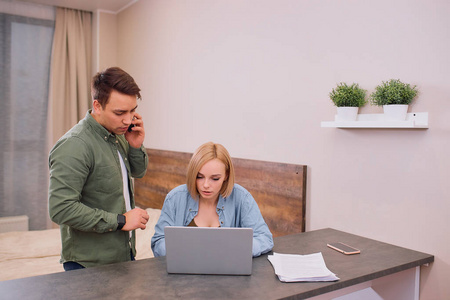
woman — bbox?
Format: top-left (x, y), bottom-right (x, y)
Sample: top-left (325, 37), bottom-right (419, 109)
top-left (151, 142), bottom-right (274, 257)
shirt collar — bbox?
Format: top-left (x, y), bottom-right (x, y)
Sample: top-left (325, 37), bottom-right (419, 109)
top-left (187, 195), bottom-right (199, 212)
top-left (217, 196), bottom-right (226, 211)
top-left (186, 191), bottom-right (227, 212)
top-left (85, 110), bottom-right (116, 142)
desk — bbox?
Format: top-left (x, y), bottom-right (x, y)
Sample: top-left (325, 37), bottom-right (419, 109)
top-left (0, 228), bottom-right (433, 300)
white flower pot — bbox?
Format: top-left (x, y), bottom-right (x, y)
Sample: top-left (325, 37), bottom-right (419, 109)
top-left (383, 105), bottom-right (408, 121)
top-left (336, 107), bottom-right (359, 121)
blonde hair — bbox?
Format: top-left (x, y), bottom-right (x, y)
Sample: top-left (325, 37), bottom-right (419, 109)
top-left (186, 142), bottom-right (235, 199)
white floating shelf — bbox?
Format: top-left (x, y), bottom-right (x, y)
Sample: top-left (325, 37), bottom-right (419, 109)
top-left (321, 112), bottom-right (428, 129)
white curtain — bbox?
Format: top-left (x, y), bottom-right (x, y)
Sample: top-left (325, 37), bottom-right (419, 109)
top-left (0, 6), bottom-right (55, 229)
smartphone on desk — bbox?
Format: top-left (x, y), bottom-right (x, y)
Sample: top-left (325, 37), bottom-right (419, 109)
top-left (327, 242), bottom-right (360, 255)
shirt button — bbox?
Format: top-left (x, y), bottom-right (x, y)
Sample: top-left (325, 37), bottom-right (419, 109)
top-left (221, 221), bottom-right (224, 225)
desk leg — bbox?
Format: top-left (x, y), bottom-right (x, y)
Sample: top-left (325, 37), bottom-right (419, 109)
top-left (308, 267), bottom-right (420, 300)
top-left (371, 266), bottom-right (420, 300)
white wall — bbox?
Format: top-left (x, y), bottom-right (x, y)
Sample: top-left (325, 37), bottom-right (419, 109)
top-left (96, 11), bottom-right (118, 71)
top-left (114, 0), bottom-right (450, 298)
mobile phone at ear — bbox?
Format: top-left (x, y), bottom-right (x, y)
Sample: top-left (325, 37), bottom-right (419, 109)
top-left (327, 242), bottom-right (360, 255)
top-left (127, 124), bottom-right (135, 132)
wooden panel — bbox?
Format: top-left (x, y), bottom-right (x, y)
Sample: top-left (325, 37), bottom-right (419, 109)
top-left (232, 157), bottom-right (306, 237)
top-left (134, 149), bottom-right (307, 236)
top-left (134, 149), bottom-right (191, 209)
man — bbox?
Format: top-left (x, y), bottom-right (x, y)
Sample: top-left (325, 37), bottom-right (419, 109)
top-left (49, 67), bottom-right (149, 271)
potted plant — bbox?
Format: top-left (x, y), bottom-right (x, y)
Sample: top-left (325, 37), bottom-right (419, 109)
top-left (329, 82), bottom-right (367, 121)
top-left (370, 79), bottom-right (418, 120)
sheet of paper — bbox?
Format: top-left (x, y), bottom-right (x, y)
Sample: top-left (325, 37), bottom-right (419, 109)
top-left (268, 252), bottom-right (339, 282)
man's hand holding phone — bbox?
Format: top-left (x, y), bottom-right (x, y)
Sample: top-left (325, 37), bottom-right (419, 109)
top-left (125, 112), bottom-right (145, 148)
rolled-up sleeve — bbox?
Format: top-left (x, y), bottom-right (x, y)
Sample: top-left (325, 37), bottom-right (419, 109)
top-left (239, 192), bottom-right (274, 257)
top-left (151, 194), bottom-right (176, 257)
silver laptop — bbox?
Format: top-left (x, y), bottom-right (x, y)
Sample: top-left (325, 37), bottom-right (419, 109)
top-left (164, 226), bottom-right (253, 275)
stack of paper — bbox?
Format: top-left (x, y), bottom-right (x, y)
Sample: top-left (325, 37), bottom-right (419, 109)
top-left (268, 252), bottom-right (339, 282)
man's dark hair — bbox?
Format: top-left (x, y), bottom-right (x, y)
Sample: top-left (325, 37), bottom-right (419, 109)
top-left (91, 67), bottom-right (141, 108)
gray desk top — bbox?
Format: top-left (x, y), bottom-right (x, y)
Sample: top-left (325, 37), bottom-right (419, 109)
top-left (0, 228), bottom-right (434, 300)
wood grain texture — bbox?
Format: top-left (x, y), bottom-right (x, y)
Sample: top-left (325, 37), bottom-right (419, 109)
top-left (134, 149), bottom-right (307, 236)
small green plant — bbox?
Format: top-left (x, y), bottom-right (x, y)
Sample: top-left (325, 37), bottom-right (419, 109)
top-left (370, 79), bottom-right (418, 106)
top-left (329, 83), bottom-right (367, 107)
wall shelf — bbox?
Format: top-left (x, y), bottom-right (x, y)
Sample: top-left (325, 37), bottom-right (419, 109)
top-left (321, 112), bottom-right (428, 129)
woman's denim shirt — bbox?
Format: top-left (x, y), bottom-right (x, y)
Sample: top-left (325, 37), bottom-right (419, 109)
top-left (151, 184), bottom-right (274, 257)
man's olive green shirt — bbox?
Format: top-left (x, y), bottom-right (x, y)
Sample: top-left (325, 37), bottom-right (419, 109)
top-left (49, 111), bottom-right (148, 267)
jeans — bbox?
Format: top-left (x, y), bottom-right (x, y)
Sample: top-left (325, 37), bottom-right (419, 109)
top-left (63, 261), bottom-right (84, 271)
top-left (63, 251), bottom-right (135, 271)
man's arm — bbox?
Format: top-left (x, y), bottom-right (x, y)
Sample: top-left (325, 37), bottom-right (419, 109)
top-left (48, 137), bottom-right (118, 232)
top-left (128, 145), bottom-right (148, 178)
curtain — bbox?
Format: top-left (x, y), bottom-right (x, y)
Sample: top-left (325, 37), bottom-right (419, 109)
top-left (48, 7), bottom-right (92, 146)
top-left (0, 12), bottom-right (55, 230)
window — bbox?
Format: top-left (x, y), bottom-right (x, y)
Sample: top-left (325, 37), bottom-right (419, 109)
top-left (0, 13), bottom-right (54, 229)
